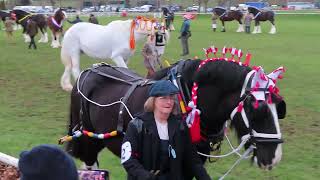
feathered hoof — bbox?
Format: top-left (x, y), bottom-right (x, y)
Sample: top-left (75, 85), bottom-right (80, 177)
top-left (62, 85), bottom-right (73, 92)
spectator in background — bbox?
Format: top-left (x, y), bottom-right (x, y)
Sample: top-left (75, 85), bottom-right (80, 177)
top-left (153, 28), bottom-right (166, 68)
top-left (179, 13), bottom-right (193, 56)
top-left (26, 19), bottom-right (38, 49)
top-left (142, 40), bottom-right (158, 78)
top-left (67, 15), bottom-right (82, 24)
top-left (18, 144), bottom-right (78, 180)
top-left (88, 14), bottom-right (99, 24)
top-left (4, 17), bottom-right (15, 43)
top-left (244, 13), bottom-right (253, 34)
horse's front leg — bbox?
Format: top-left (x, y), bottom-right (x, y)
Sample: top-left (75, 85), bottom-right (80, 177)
top-left (22, 26), bottom-right (31, 43)
top-left (269, 20), bottom-right (276, 34)
top-left (236, 19), bottom-right (244, 32)
top-left (51, 32), bottom-right (60, 48)
top-left (38, 27), bottom-right (48, 43)
top-left (256, 21), bottom-right (262, 33)
top-left (252, 20), bottom-right (259, 34)
top-left (221, 20), bottom-right (226, 32)
top-left (112, 56), bottom-right (128, 68)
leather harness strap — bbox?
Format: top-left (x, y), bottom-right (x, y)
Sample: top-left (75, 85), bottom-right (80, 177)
top-left (87, 63), bottom-right (155, 134)
top-left (90, 68), bottom-right (134, 85)
top-left (117, 81), bottom-right (141, 133)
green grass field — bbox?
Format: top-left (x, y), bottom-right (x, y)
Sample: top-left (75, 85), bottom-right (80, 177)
top-left (1, 14), bottom-right (320, 179)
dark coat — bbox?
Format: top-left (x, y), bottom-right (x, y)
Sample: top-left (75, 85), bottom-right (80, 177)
top-left (88, 16), bottom-right (99, 24)
top-left (121, 112), bottom-right (211, 180)
top-left (67, 17), bottom-right (82, 24)
top-left (26, 20), bottom-right (38, 36)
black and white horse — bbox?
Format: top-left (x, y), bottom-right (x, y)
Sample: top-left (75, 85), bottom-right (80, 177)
top-left (213, 7), bottom-right (244, 32)
top-left (62, 54), bottom-right (286, 178)
top-left (248, 6), bottom-right (276, 34)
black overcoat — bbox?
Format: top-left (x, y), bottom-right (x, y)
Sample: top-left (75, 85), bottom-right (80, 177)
top-left (121, 112), bottom-right (211, 180)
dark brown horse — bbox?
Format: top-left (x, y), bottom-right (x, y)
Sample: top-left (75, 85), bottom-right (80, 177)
top-left (247, 6), bottom-right (276, 34)
top-left (213, 7), bottom-right (244, 32)
top-left (162, 7), bottom-right (175, 31)
top-left (64, 58), bottom-right (287, 178)
top-left (47, 8), bottom-right (66, 48)
top-left (10, 9), bottom-right (48, 43)
top-left (0, 10), bottom-right (10, 22)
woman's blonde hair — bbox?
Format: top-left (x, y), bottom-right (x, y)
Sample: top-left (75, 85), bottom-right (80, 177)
top-left (144, 96), bottom-right (179, 115)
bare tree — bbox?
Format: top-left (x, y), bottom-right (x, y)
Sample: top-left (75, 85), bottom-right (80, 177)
top-left (203, 0), bottom-right (209, 13)
top-left (0, 0), bottom-right (5, 10)
top-left (197, 0), bottom-right (201, 13)
top-left (50, 0), bottom-right (56, 7)
top-left (18, 0), bottom-right (31, 5)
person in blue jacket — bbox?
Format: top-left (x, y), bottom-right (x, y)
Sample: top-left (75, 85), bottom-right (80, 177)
top-left (179, 14), bottom-right (194, 56)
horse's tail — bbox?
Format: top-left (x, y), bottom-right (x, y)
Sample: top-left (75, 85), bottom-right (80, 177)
top-left (65, 74), bottom-right (104, 166)
top-left (65, 87), bottom-right (82, 158)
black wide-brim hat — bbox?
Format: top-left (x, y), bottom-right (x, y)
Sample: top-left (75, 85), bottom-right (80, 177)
top-left (148, 80), bottom-right (179, 97)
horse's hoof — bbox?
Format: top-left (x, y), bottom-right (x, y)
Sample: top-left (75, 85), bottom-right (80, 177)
top-left (62, 85), bottom-right (73, 92)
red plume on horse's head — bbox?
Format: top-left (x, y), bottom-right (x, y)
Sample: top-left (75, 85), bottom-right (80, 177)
top-left (203, 46), bottom-right (251, 64)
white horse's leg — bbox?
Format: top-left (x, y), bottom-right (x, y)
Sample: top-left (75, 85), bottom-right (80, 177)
top-left (50, 33), bottom-right (54, 47)
top-left (43, 32), bottom-right (48, 43)
top-left (70, 53), bottom-right (81, 82)
top-left (80, 162), bottom-right (98, 170)
top-left (13, 24), bottom-right (18, 31)
top-left (52, 33), bottom-right (60, 48)
top-left (257, 26), bottom-right (262, 33)
top-left (112, 56), bottom-right (128, 68)
top-left (56, 33), bottom-right (61, 47)
top-left (60, 51), bottom-right (74, 91)
top-left (24, 34), bottom-right (31, 43)
top-left (269, 25), bottom-right (276, 34)
top-left (38, 33), bottom-right (44, 43)
top-left (252, 26), bottom-right (257, 34)
top-left (61, 64), bottom-right (73, 92)
top-left (236, 24), bottom-right (244, 32)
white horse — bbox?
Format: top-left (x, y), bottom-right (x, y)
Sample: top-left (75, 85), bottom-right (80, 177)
top-left (60, 17), bottom-right (167, 91)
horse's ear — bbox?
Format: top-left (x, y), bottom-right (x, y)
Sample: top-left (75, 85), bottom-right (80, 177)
top-left (251, 66), bottom-right (267, 87)
top-left (267, 67), bottom-right (285, 82)
top-left (276, 100), bottom-right (286, 119)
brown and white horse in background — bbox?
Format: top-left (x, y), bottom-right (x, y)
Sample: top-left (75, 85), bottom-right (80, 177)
top-left (47, 9), bottom-right (67, 48)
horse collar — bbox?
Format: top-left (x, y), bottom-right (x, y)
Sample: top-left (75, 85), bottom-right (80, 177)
top-left (18, 14), bottom-right (32, 23)
top-left (51, 16), bottom-right (63, 28)
top-left (253, 12), bottom-right (261, 19)
top-left (219, 12), bottom-right (226, 18)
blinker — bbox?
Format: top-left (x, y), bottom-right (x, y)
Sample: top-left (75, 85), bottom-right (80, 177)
top-left (253, 138), bottom-right (284, 144)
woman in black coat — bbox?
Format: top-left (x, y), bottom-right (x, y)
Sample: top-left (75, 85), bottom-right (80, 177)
top-left (121, 80), bottom-right (211, 180)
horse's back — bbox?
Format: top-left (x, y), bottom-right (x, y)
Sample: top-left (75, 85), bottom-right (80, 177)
top-left (75, 64), bottom-right (149, 133)
top-left (62, 20), bottom-right (132, 59)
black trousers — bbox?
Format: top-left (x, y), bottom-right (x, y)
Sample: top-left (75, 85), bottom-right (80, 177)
top-left (245, 26), bottom-right (251, 33)
top-left (29, 36), bottom-right (37, 49)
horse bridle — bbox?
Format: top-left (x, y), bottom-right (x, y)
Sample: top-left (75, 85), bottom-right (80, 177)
top-left (230, 70), bottom-right (283, 145)
top-left (168, 60), bottom-right (225, 152)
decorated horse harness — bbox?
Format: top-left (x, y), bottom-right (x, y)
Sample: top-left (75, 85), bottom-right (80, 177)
top-left (59, 47), bottom-right (285, 157)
